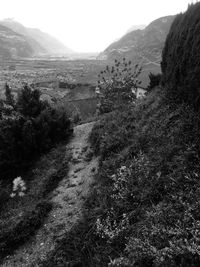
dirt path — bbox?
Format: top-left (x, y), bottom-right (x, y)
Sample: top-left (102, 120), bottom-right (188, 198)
top-left (2, 122), bottom-right (98, 267)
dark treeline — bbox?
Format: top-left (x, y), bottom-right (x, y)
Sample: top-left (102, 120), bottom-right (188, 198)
top-left (161, 2), bottom-right (200, 107)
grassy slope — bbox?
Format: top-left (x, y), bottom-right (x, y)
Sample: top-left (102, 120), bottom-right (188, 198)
top-left (42, 88), bottom-right (200, 266)
top-left (0, 142), bottom-right (71, 262)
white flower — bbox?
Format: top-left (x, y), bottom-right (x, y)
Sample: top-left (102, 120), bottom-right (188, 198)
top-left (11, 176), bottom-right (26, 197)
top-left (19, 192), bottom-right (25, 197)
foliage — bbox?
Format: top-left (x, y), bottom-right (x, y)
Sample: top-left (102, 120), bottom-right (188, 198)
top-left (10, 176), bottom-right (26, 198)
top-left (0, 200), bottom-right (52, 260)
top-left (147, 72), bottom-right (162, 91)
top-left (4, 83), bottom-right (15, 107)
top-left (16, 84), bottom-right (48, 117)
top-left (97, 58), bottom-right (142, 113)
top-left (161, 2), bottom-right (200, 107)
top-left (0, 84), bottom-right (72, 181)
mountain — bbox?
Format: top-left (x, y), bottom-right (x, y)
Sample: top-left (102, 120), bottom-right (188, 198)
top-left (0, 19), bottom-right (73, 56)
top-left (0, 24), bottom-right (34, 59)
top-left (0, 19), bottom-right (46, 56)
top-left (98, 15), bottom-right (176, 64)
top-left (28, 28), bottom-right (73, 55)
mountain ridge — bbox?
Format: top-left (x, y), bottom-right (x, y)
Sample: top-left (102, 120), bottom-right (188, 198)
top-left (98, 15), bottom-right (176, 64)
top-left (0, 18), bottom-right (73, 58)
top-left (0, 24), bottom-right (34, 59)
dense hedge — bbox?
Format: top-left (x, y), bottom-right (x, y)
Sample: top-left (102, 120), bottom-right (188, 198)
top-left (161, 2), bottom-right (200, 107)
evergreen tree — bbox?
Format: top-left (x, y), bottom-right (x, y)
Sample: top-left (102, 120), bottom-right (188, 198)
top-left (17, 85), bottom-right (48, 117)
top-left (161, 2), bottom-right (200, 108)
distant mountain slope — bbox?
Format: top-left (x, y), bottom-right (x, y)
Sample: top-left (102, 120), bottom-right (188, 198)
top-left (28, 28), bottom-right (73, 55)
top-left (0, 19), bottom-right (46, 56)
top-left (0, 19), bottom-right (73, 56)
top-left (98, 15), bottom-right (176, 63)
top-left (0, 24), bottom-right (34, 58)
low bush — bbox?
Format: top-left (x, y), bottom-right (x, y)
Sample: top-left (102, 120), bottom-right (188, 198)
top-left (96, 58), bottom-right (142, 114)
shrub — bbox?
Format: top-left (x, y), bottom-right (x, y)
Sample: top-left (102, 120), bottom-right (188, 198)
top-left (147, 72), bottom-right (162, 91)
top-left (16, 84), bottom-right (48, 117)
top-left (5, 83), bottom-right (15, 107)
top-left (97, 58), bottom-right (142, 113)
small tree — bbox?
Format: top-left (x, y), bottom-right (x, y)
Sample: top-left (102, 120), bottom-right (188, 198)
top-left (147, 72), bottom-right (162, 91)
top-left (5, 83), bottom-right (15, 107)
top-left (17, 85), bottom-right (48, 118)
top-left (97, 58), bottom-right (142, 114)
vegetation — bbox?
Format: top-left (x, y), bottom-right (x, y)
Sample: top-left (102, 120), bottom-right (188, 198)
top-left (0, 84), bottom-right (72, 181)
top-left (147, 72), bottom-right (162, 91)
top-left (97, 58), bottom-right (142, 113)
top-left (161, 2), bottom-right (200, 107)
top-left (41, 3), bottom-right (200, 266)
top-left (1, 3), bottom-right (200, 266)
top-left (0, 83), bottom-right (72, 261)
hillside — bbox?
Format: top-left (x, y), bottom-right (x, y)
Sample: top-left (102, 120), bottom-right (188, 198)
top-left (99, 15), bottom-right (175, 64)
top-left (28, 28), bottom-right (73, 55)
top-left (0, 24), bottom-right (34, 58)
top-left (37, 3), bottom-right (200, 267)
top-left (0, 19), bottom-right (73, 56)
top-left (1, 122), bottom-right (98, 266)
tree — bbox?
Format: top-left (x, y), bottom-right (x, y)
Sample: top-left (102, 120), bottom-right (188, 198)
top-left (16, 85), bottom-right (48, 118)
top-left (161, 2), bottom-right (200, 107)
top-left (97, 58), bottom-right (142, 114)
top-left (147, 72), bottom-right (162, 91)
top-left (5, 83), bottom-right (15, 107)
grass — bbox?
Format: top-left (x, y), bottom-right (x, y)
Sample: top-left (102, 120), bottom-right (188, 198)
top-left (0, 141), bottom-right (71, 262)
top-left (0, 201), bottom-right (52, 261)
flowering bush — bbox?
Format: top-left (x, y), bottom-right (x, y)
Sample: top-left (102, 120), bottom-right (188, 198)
top-left (10, 176), bottom-right (26, 198)
top-left (97, 58), bottom-right (142, 113)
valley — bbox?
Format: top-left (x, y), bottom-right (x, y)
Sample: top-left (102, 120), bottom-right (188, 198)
top-left (0, 57), bottom-right (159, 122)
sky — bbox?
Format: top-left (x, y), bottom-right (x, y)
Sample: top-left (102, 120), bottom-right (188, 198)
top-left (0, 0), bottom-right (198, 53)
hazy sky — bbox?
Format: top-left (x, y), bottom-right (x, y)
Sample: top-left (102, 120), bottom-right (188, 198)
top-left (0, 0), bottom-right (197, 52)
